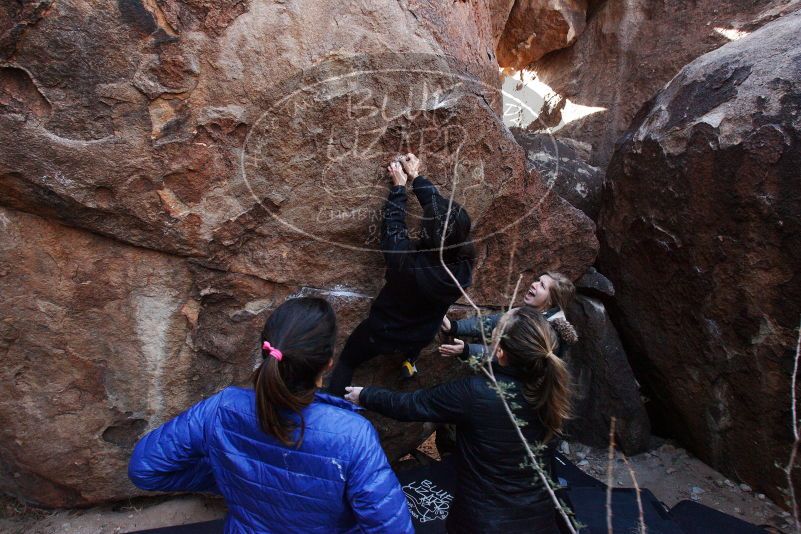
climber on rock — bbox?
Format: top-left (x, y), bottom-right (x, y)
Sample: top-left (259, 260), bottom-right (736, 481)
top-left (440, 272), bottom-right (578, 362)
top-left (345, 307), bottom-right (573, 533)
top-left (327, 153), bottom-right (475, 395)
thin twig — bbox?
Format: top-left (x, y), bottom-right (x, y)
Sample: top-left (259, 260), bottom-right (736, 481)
top-left (622, 454), bottom-right (646, 534)
top-left (437, 161), bottom-right (579, 534)
top-left (784, 317), bottom-right (801, 533)
top-left (508, 274), bottom-right (523, 313)
top-left (437, 149), bottom-right (489, 354)
top-left (606, 417), bottom-right (616, 534)
top-left (504, 231), bottom-right (520, 304)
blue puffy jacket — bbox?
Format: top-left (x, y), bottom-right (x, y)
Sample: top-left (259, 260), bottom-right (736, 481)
top-left (129, 387), bottom-right (413, 533)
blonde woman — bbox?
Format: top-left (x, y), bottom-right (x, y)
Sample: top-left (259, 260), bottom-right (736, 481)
top-left (440, 272), bottom-right (577, 361)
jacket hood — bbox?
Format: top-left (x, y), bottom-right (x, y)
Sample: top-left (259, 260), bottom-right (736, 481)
top-left (414, 255), bottom-right (472, 304)
top-left (543, 308), bottom-right (578, 345)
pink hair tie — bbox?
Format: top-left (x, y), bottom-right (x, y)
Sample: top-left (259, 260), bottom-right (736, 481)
top-left (262, 341), bottom-right (283, 362)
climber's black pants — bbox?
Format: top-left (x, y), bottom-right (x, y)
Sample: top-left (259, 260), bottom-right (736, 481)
top-left (327, 320), bottom-right (424, 397)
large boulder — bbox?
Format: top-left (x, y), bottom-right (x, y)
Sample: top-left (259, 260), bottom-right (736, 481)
top-left (0, 0), bottom-right (597, 506)
top-left (0, 210), bottom-right (464, 506)
top-left (514, 132), bottom-right (604, 220)
top-left (496, 0), bottom-right (588, 70)
top-left (523, 0), bottom-right (799, 168)
top-left (565, 295), bottom-right (650, 454)
top-left (598, 10), bottom-right (801, 502)
top-left (0, 207), bottom-right (206, 507)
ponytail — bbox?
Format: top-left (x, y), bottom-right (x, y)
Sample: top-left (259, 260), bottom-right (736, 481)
top-left (253, 357), bottom-right (316, 447)
top-left (500, 307), bottom-right (573, 440)
top-left (537, 350), bottom-right (572, 441)
top-left (251, 297), bottom-right (336, 448)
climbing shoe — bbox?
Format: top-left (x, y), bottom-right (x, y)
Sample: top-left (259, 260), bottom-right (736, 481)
top-left (401, 360), bottom-right (417, 379)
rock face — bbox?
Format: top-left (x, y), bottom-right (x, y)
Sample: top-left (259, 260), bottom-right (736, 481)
top-left (599, 10), bottom-right (801, 502)
top-left (513, 132), bottom-right (604, 220)
top-left (526, 0), bottom-right (799, 168)
top-left (575, 266), bottom-right (614, 299)
top-left (565, 295), bottom-right (649, 454)
top-left (496, 0), bottom-right (587, 70)
top-left (0, 207), bottom-right (199, 507)
top-left (0, 0), bottom-right (597, 506)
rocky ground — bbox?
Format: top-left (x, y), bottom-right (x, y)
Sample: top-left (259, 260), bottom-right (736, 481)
top-left (561, 440), bottom-right (793, 532)
top-left (0, 437), bottom-right (793, 533)
top-left (0, 494), bottom-right (226, 534)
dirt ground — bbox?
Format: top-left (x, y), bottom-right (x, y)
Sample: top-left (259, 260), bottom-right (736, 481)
top-left (560, 440), bottom-right (793, 532)
top-left (0, 437), bottom-right (794, 533)
top-left (0, 495), bottom-right (226, 534)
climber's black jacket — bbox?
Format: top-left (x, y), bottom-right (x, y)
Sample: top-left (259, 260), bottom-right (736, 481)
top-left (360, 362), bottom-right (559, 534)
top-left (365, 175), bottom-right (472, 348)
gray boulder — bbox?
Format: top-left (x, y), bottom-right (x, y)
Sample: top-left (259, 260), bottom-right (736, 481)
top-left (565, 295), bottom-right (650, 454)
top-left (598, 9), bottom-right (801, 501)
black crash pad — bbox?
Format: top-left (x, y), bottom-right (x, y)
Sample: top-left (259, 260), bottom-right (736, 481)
top-left (128, 518), bottom-right (224, 534)
top-left (669, 499), bottom-right (769, 534)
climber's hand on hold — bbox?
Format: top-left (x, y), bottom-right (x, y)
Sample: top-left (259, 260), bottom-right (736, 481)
top-left (400, 153), bottom-right (420, 179)
top-left (388, 161), bottom-right (407, 187)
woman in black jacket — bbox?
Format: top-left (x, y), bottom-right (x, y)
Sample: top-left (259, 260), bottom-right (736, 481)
top-left (346, 307), bottom-right (573, 533)
top-left (327, 153), bottom-right (475, 395)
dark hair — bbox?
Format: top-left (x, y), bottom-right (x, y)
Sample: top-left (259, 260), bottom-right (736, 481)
top-left (252, 297), bottom-right (336, 447)
top-left (499, 307), bottom-right (572, 440)
top-left (420, 196), bottom-right (476, 264)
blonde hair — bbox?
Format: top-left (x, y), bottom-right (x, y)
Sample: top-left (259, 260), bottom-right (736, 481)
top-left (499, 307), bottom-right (572, 440)
top-left (545, 271), bottom-right (575, 315)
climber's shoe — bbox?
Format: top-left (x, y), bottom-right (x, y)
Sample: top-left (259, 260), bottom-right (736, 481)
top-left (401, 360), bottom-right (417, 379)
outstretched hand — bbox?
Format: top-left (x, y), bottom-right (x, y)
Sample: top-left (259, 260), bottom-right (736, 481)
top-left (344, 386), bottom-right (363, 405)
top-left (387, 161), bottom-right (407, 187)
top-left (439, 338), bottom-right (465, 357)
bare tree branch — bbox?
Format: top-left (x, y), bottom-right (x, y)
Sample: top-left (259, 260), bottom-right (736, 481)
top-left (622, 454), bottom-right (646, 534)
top-left (508, 274), bottom-right (523, 313)
top-left (437, 162), bottom-right (579, 533)
top-left (606, 417), bottom-right (616, 534)
top-left (504, 231), bottom-right (520, 304)
top-left (784, 317), bottom-right (801, 533)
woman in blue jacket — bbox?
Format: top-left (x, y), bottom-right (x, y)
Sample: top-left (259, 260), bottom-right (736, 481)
top-left (129, 297), bottom-right (413, 533)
